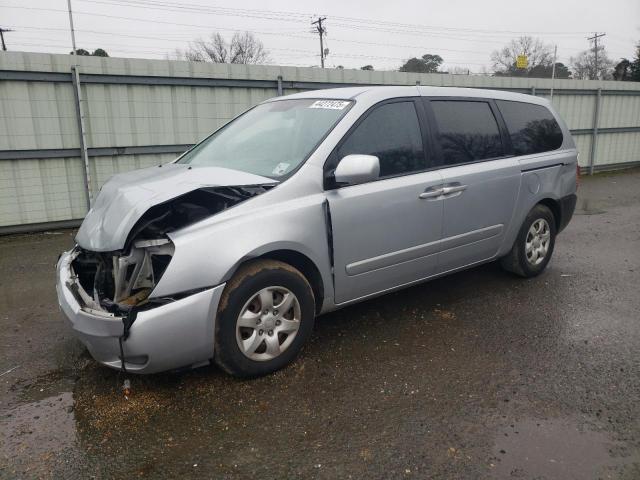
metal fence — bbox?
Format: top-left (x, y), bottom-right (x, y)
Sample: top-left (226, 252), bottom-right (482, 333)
top-left (1, 51), bottom-right (639, 233)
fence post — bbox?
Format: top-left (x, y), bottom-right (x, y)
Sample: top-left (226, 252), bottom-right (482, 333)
top-left (277, 75), bottom-right (283, 96)
top-left (589, 88), bottom-right (602, 175)
top-left (531, 86), bottom-right (536, 96)
top-left (71, 66), bottom-right (93, 208)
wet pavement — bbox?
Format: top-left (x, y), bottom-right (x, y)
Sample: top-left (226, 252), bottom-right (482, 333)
top-left (1, 169), bottom-right (639, 479)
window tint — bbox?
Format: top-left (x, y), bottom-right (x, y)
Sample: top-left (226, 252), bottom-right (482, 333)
top-left (496, 100), bottom-right (563, 155)
top-left (430, 100), bottom-right (504, 165)
top-left (337, 101), bottom-right (426, 177)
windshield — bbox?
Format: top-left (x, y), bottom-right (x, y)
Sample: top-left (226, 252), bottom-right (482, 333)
top-left (177, 98), bottom-right (353, 178)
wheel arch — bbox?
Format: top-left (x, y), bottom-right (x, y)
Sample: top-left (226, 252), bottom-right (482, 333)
top-left (224, 248), bottom-right (326, 315)
top-left (537, 197), bottom-right (561, 231)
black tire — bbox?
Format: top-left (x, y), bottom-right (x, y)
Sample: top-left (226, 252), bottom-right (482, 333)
top-left (214, 259), bottom-right (315, 378)
top-left (500, 204), bottom-right (556, 278)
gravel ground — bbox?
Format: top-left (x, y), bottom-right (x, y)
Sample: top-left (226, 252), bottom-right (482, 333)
top-left (1, 168), bottom-right (639, 479)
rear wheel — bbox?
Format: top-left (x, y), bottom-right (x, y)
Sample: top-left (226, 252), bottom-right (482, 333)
top-left (500, 204), bottom-right (556, 278)
top-left (214, 260), bottom-right (315, 377)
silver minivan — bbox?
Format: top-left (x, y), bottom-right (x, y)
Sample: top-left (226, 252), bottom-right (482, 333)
top-left (56, 86), bottom-right (578, 377)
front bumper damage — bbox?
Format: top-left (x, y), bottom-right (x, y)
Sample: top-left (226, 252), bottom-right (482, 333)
top-left (56, 250), bottom-right (225, 373)
top-left (57, 168), bottom-right (277, 373)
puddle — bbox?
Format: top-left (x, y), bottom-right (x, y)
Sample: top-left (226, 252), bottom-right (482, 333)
top-left (491, 418), bottom-right (637, 479)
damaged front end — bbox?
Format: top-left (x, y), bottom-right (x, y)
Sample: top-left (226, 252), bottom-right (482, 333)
top-left (68, 185), bottom-right (274, 323)
top-left (70, 238), bottom-right (174, 317)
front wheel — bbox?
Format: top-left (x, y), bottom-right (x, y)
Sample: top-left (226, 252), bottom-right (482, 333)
top-left (214, 260), bottom-right (315, 377)
top-left (500, 204), bottom-right (556, 278)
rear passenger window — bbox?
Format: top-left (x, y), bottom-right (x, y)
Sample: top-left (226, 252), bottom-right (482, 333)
top-left (338, 101), bottom-right (426, 177)
top-left (496, 100), bottom-right (563, 155)
top-left (430, 100), bottom-right (504, 165)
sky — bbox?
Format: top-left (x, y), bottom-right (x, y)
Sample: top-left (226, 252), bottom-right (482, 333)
top-left (1, 0), bottom-right (638, 73)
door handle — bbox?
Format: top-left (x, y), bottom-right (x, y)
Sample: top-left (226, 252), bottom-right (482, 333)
top-left (419, 188), bottom-right (444, 199)
top-left (441, 184), bottom-right (467, 196)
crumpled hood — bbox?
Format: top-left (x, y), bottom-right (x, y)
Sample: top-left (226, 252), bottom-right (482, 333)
top-left (75, 164), bottom-right (275, 251)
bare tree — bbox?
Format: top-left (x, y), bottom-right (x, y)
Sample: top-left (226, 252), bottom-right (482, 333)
top-left (491, 36), bottom-right (554, 75)
top-left (177, 31), bottom-right (269, 64)
top-left (229, 32), bottom-right (268, 64)
top-left (570, 44), bottom-right (615, 80)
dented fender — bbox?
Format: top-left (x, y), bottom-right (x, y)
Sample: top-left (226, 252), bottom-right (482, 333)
top-left (149, 189), bottom-right (335, 311)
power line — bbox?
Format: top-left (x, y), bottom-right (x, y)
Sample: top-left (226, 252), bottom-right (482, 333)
top-left (73, 0), bottom-right (593, 37)
top-left (3, 2), bottom-right (624, 70)
top-left (0, 3), bottom-right (555, 54)
top-left (0, 1), bottom-right (596, 55)
top-left (0, 5), bottom-right (316, 39)
top-left (6, 23), bottom-right (495, 58)
top-left (2, 0), bottom-right (591, 42)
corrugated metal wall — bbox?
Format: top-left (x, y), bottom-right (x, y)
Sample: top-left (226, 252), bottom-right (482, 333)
top-left (1, 52), bottom-right (639, 231)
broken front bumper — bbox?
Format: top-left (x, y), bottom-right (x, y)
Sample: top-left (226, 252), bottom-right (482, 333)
top-left (56, 250), bottom-right (226, 374)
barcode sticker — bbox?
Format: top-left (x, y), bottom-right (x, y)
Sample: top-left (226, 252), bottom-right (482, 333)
top-left (309, 100), bottom-right (350, 110)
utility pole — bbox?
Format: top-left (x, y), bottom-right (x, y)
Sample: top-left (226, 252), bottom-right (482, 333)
top-left (550, 45), bottom-right (557, 102)
top-left (67, 0), bottom-right (78, 55)
top-left (0, 27), bottom-right (13, 51)
top-left (587, 32), bottom-right (606, 80)
top-left (311, 16), bottom-right (326, 68)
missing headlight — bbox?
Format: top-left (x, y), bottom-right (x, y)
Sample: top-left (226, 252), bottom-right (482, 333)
top-left (71, 239), bottom-right (175, 315)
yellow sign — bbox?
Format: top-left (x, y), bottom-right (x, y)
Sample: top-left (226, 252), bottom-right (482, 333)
top-left (516, 55), bottom-right (529, 69)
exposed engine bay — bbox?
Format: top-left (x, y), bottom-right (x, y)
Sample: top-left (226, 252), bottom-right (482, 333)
top-left (69, 185), bottom-right (274, 318)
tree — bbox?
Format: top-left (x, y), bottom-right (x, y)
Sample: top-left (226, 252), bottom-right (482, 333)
top-left (360, 65), bottom-right (374, 71)
top-left (92, 48), bottom-right (109, 57)
top-left (70, 48), bottom-right (109, 57)
top-left (491, 36), bottom-right (554, 76)
top-left (629, 42), bottom-right (640, 81)
top-left (178, 31), bottom-right (269, 64)
top-left (570, 44), bottom-right (615, 80)
top-left (613, 59), bottom-right (632, 80)
top-left (399, 54), bottom-right (443, 73)
top-left (528, 62), bottom-right (571, 79)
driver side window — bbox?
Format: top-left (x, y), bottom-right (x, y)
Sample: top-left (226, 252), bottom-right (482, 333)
top-left (337, 101), bottom-right (426, 178)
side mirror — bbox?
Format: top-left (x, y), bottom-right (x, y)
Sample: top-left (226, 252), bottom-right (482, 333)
top-left (334, 154), bottom-right (380, 186)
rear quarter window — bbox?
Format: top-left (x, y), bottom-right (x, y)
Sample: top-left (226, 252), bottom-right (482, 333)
top-left (496, 100), bottom-right (563, 156)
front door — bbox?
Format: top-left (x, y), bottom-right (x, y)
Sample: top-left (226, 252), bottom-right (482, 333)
top-left (326, 99), bottom-right (444, 304)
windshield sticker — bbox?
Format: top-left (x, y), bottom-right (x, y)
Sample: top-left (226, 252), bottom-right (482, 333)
top-left (309, 100), bottom-right (350, 110)
top-left (272, 162), bottom-right (291, 176)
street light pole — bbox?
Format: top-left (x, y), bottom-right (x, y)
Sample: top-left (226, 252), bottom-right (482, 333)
top-left (550, 45), bottom-right (557, 102)
top-left (67, 0), bottom-right (78, 55)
